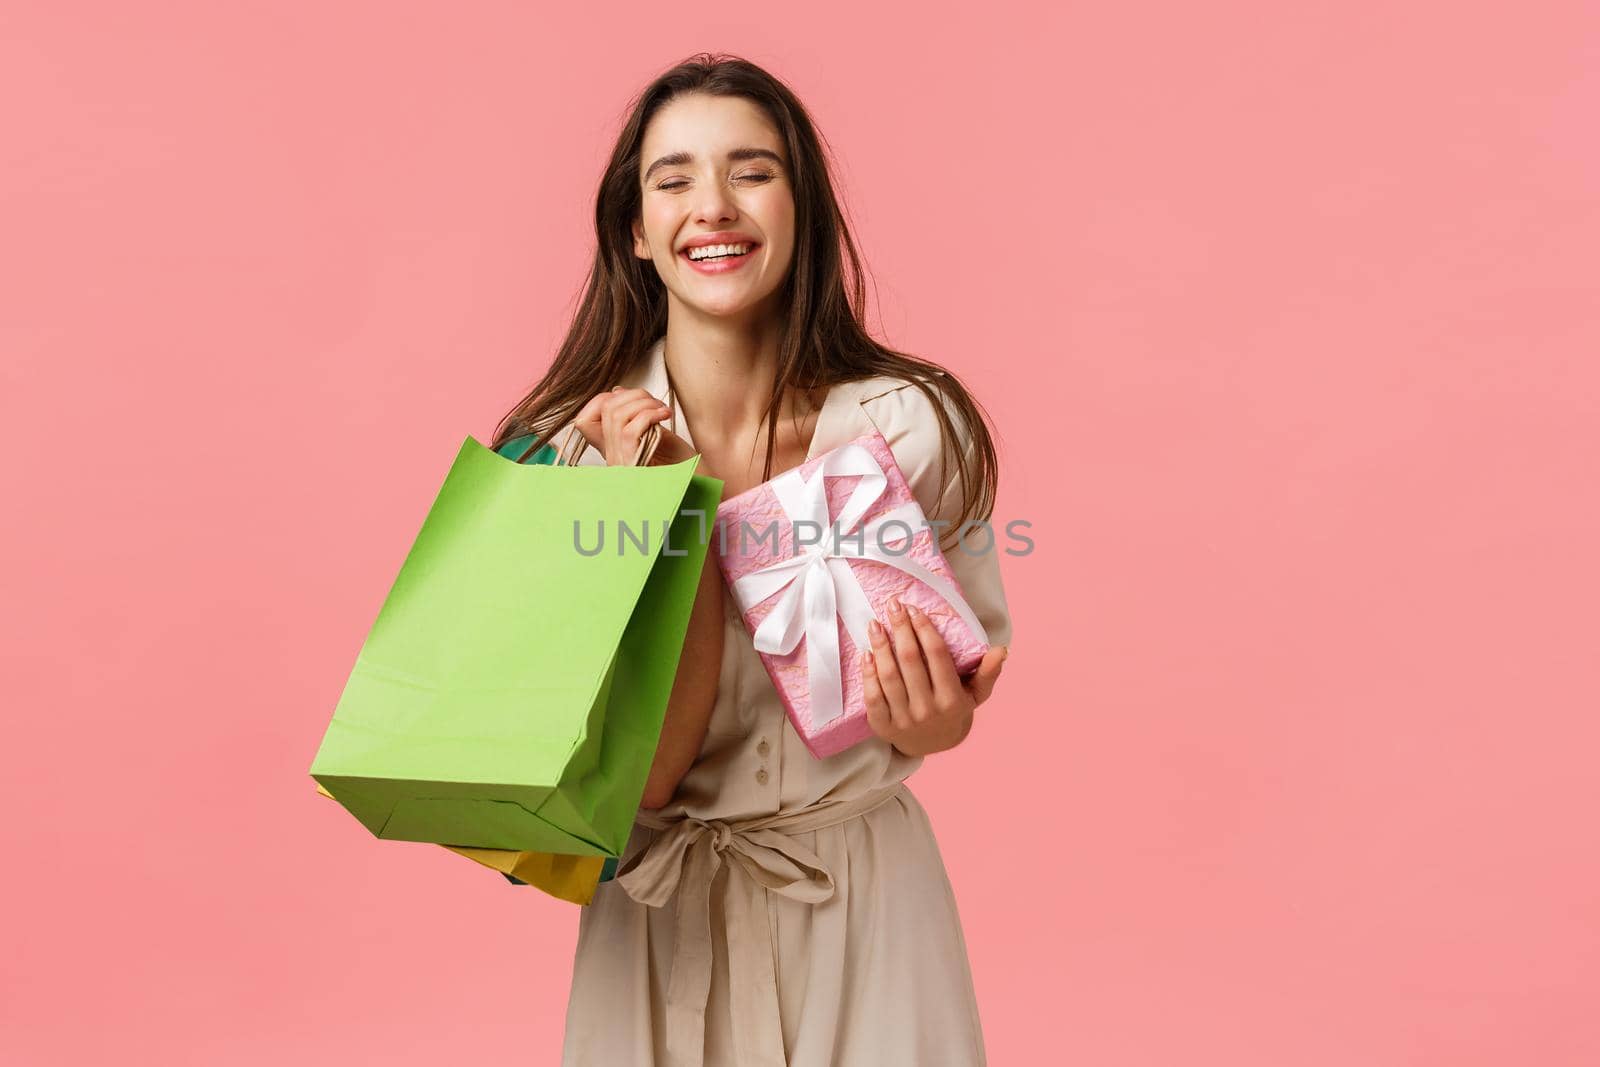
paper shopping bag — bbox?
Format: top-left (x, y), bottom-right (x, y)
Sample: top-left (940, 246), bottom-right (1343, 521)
top-left (312, 780), bottom-right (612, 904)
top-left (310, 432), bottom-right (722, 858)
top-left (309, 433), bottom-right (622, 907)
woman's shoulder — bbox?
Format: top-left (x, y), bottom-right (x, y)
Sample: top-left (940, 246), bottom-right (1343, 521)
top-left (847, 371), bottom-right (978, 440)
top-left (845, 371), bottom-right (984, 525)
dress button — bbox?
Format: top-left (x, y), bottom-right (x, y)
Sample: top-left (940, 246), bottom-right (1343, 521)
top-left (755, 768), bottom-right (769, 785)
top-left (756, 738), bottom-right (770, 756)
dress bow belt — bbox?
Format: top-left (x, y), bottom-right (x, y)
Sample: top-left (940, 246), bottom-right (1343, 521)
top-left (613, 782), bottom-right (907, 1067)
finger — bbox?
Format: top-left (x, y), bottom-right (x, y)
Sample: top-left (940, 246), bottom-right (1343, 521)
top-left (885, 599), bottom-right (934, 723)
top-left (601, 387), bottom-right (663, 417)
top-left (867, 618), bottom-right (911, 730)
top-left (963, 645), bottom-right (1008, 707)
top-left (859, 647), bottom-right (897, 741)
top-left (601, 400), bottom-right (668, 459)
top-left (903, 603), bottom-right (963, 697)
top-left (598, 389), bottom-right (661, 421)
top-left (602, 394), bottom-right (669, 436)
top-left (616, 413), bottom-right (668, 466)
top-left (572, 393), bottom-right (613, 445)
top-left (621, 406), bottom-right (671, 442)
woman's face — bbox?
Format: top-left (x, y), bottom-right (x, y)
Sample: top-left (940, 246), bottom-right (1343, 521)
top-left (632, 93), bottom-right (795, 324)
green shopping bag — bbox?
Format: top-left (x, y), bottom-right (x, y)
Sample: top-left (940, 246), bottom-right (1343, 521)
top-left (310, 429), bottom-right (722, 859)
top-left (490, 435), bottom-right (619, 889)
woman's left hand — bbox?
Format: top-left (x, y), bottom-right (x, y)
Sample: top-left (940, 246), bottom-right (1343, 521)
top-left (861, 596), bottom-right (1009, 758)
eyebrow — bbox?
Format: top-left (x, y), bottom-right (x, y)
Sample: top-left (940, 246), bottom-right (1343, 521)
top-left (643, 146), bottom-right (786, 183)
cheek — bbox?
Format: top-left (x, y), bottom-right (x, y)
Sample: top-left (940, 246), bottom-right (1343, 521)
top-left (640, 205), bottom-right (676, 254)
top-left (765, 202), bottom-right (797, 253)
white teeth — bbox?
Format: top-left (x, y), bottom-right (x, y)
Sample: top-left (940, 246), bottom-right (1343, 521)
top-left (687, 243), bottom-right (752, 261)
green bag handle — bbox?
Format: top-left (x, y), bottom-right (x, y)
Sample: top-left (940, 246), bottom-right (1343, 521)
top-left (493, 431), bottom-right (622, 885)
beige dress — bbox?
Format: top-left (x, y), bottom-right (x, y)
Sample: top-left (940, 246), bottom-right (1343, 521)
top-left (555, 338), bottom-right (1014, 1067)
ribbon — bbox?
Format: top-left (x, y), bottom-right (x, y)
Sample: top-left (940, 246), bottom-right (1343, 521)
top-left (616, 782), bottom-right (907, 1067)
top-left (727, 443), bottom-right (990, 730)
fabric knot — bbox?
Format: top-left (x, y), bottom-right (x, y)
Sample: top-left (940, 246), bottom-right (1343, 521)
top-left (615, 783), bottom-right (908, 1067)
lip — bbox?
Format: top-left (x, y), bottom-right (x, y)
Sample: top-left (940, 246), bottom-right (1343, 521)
top-left (679, 233), bottom-right (760, 275)
top-left (680, 231), bottom-right (759, 251)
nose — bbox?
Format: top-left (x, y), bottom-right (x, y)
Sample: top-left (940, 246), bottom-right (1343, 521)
top-left (691, 178), bottom-right (738, 226)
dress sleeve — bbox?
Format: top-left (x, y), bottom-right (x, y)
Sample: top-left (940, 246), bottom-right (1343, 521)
top-left (863, 382), bottom-right (1014, 650)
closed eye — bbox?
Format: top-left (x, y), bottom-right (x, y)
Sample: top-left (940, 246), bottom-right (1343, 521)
top-left (657, 172), bottom-right (774, 192)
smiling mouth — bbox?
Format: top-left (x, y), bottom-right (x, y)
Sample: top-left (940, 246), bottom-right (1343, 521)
top-left (682, 242), bottom-right (758, 262)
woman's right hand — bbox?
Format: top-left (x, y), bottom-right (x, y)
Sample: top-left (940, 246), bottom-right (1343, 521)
top-left (572, 387), bottom-right (697, 467)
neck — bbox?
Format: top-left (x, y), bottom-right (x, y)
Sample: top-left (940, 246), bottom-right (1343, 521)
top-left (661, 320), bottom-right (820, 450)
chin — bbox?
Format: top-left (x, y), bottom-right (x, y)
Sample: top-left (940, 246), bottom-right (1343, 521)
top-left (697, 301), bottom-right (758, 318)
top-left (679, 290), bottom-right (771, 320)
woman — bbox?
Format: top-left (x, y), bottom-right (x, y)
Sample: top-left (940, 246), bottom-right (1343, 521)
top-left (491, 54), bottom-right (1014, 1067)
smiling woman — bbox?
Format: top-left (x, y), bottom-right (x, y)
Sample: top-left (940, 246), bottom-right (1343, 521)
top-left (629, 95), bottom-right (798, 327)
top-left (489, 52), bottom-right (1013, 1067)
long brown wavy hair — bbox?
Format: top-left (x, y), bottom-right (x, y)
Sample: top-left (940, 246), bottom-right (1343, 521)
top-left (490, 52), bottom-right (999, 547)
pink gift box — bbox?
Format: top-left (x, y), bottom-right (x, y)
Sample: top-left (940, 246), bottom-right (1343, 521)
top-left (713, 428), bottom-right (991, 759)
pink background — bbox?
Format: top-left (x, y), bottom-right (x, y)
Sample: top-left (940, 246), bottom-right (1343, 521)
top-left (4, 4), bottom-right (1598, 1065)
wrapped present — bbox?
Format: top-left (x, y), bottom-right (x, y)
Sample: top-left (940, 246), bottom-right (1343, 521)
top-left (714, 428), bottom-right (990, 758)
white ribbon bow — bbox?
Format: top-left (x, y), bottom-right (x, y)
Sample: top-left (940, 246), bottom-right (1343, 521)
top-left (727, 443), bottom-right (990, 730)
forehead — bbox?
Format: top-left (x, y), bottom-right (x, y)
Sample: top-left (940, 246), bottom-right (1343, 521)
top-left (640, 94), bottom-right (784, 162)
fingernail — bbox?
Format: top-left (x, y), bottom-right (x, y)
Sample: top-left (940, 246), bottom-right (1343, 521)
top-left (869, 619), bottom-right (883, 639)
top-left (905, 603), bottom-right (923, 620)
top-left (887, 599), bottom-right (903, 618)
